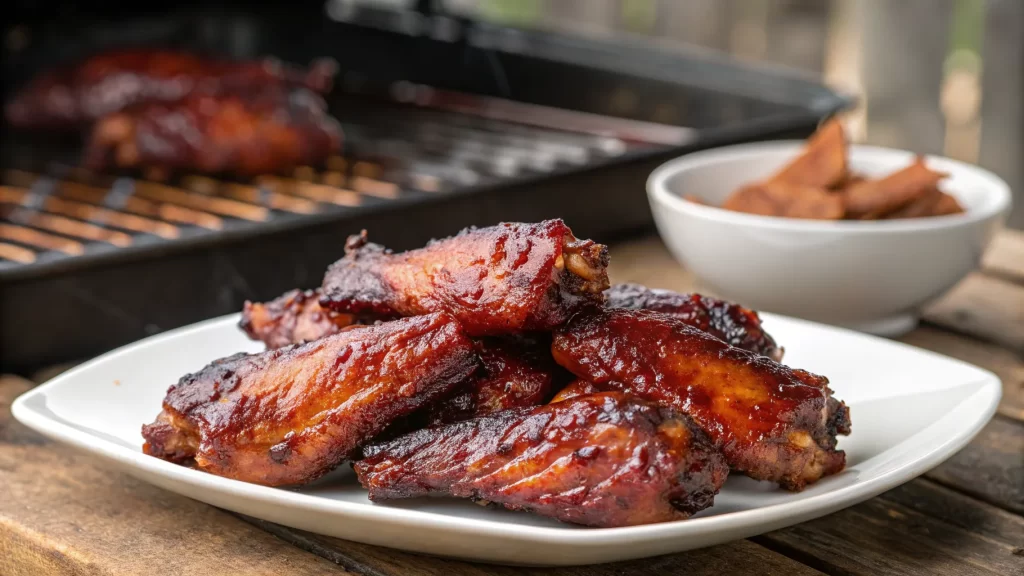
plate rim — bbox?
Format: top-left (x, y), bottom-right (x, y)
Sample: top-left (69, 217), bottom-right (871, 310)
top-left (11, 312), bottom-right (1003, 549)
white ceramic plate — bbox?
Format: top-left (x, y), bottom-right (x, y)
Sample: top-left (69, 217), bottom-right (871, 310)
top-left (12, 313), bottom-right (1000, 566)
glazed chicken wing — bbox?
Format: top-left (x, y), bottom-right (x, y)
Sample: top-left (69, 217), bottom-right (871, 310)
top-left (320, 220), bottom-right (609, 336)
top-left (354, 392), bottom-right (729, 527)
top-left (426, 336), bottom-right (558, 426)
top-left (142, 312), bottom-right (478, 486)
top-left (6, 49), bottom-right (336, 129)
top-left (84, 85), bottom-right (341, 176)
top-left (606, 283), bottom-right (783, 360)
top-left (552, 309), bottom-right (850, 490)
top-left (239, 288), bottom-right (359, 349)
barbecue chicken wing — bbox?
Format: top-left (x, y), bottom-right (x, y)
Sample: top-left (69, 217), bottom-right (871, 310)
top-left (606, 283), bottom-right (783, 360)
top-left (6, 49), bottom-right (336, 129)
top-left (84, 85), bottom-right (341, 176)
top-left (320, 220), bottom-right (609, 336)
top-left (552, 309), bottom-right (850, 490)
top-left (142, 312), bottom-right (477, 486)
top-left (427, 336), bottom-right (558, 425)
top-left (354, 392), bottom-right (728, 527)
top-left (240, 288), bottom-right (363, 349)
top-left (238, 292), bottom-right (559, 421)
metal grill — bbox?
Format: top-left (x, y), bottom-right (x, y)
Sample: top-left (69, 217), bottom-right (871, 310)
top-left (0, 99), bottom-right (664, 270)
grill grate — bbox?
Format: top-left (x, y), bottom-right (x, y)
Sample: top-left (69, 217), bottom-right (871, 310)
top-left (0, 99), bottom-right (662, 270)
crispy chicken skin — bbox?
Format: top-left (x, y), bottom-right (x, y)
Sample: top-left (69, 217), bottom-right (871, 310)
top-left (320, 220), bottom-right (610, 336)
top-left (606, 283), bottom-right (783, 360)
top-left (427, 336), bottom-right (557, 426)
top-left (142, 312), bottom-right (478, 486)
top-left (354, 392), bottom-right (729, 527)
top-left (83, 86), bottom-right (341, 176)
top-left (6, 49), bottom-right (336, 129)
top-left (240, 288), bottom-right (361, 349)
top-left (552, 309), bottom-right (850, 491)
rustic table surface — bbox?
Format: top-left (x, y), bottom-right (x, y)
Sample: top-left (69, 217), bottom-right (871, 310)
top-left (2, 229), bottom-right (1023, 576)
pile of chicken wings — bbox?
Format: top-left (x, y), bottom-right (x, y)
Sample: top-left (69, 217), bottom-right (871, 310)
top-left (142, 219), bottom-right (850, 528)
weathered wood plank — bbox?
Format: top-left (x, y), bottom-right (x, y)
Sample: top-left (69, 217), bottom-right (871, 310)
top-left (880, 479), bottom-right (1024, 545)
top-left (754, 480), bottom-right (1024, 576)
top-left (900, 326), bottom-right (1024, 421)
top-left (926, 415), bottom-right (1024, 516)
top-left (0, 377), bottom-right (44, 446)
top-left (0, 377), bottom-right (350, 576)
top-left (923, 272), bottom-right (1024, 353)
top-left (982, 228), bottom-right (1024, 284)
top-left (242, 516), bottom-right (825, 576)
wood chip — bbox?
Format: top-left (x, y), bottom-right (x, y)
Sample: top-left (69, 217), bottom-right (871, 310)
top-left (843, 158), bottom-right (946, 219)
top-left (723, 182), bottom-right (845, 220)
top-left (769, 117), bottom-right (848, 188)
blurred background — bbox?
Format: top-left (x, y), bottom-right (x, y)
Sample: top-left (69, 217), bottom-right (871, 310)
top-left (2, 0), bottom-right (1020, 372)
top-left (453, 0), bottom-right (1022, 229)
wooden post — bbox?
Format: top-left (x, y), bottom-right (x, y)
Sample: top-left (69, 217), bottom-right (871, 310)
top-left (858, 0), bottom-right (953, 155)
top-left (540, 0), bottom-right (618, 36)
top-left (979, 0), bottom-right (1024, 229)
top-left (653, 0), bottom-right (731, 51)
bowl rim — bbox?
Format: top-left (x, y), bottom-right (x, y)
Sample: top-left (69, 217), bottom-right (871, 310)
top-left (647, 141), bottom-right (1013, 233)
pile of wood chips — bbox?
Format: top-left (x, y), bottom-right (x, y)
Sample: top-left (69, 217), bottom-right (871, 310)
top-left (710, 119), bottom-right (965, 220)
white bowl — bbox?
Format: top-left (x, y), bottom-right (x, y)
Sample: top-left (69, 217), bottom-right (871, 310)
top-left (647, 142), bottom-right (1012, 336)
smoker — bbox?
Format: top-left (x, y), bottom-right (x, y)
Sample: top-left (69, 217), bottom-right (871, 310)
top-left (0, 0), bottom-right (851, 372)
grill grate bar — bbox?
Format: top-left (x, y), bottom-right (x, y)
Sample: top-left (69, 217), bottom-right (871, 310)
top-left (5, 171), bottom-right (226, 231)
top-left (1, 185), bottom-right (180, 239)
top-left (66, 180), bottom-right (225, 231)
top-left (0, 241), bottom-right (37, 263)
top-left (132, 181), bottom-right (270, 222)
top-left (254, 176), bottom-right (361, 206)
top-left (181, 175), bottom-right (319, 215)
top-left (351, 176), bottom-right (399, 199)
top-left (0, 206), bottom-right (133, 247)
top-left (0, 223), bottom-right (85, 255)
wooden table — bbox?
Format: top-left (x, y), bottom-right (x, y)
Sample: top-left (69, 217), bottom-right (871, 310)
top-left (3, 230), bottom-right (1023, 576)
